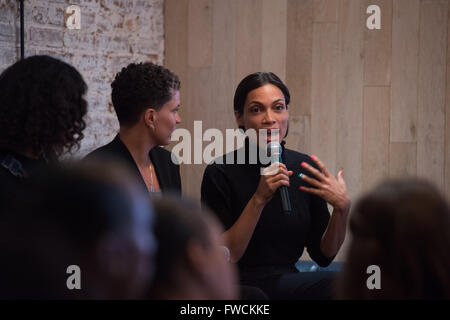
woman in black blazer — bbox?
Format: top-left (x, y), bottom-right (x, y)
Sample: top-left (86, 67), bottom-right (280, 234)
top-left (86, 62), bottom-right (182, 194)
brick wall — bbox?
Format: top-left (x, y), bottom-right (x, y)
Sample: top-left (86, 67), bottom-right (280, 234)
top-left (0, 0), bottom-right (164, 157)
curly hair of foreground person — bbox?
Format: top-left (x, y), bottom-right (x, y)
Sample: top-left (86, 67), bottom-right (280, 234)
top-left (0, 55), bottom-right (87, 159)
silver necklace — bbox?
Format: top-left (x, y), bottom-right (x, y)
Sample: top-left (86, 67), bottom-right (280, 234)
top-left (149, 162), bottom-right (155, 192)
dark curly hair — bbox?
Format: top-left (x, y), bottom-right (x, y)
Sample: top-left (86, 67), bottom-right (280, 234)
top-left (0, 55), bottom-right (87, 159)
top-left (111, 62), bottom-right (181, 127)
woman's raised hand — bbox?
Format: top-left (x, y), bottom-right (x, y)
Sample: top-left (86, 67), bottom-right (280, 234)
top-left (298, 155), bottom-right (350, 214)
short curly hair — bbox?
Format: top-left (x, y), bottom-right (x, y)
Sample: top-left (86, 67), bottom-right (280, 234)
top-left (0, 55), bottom-right (87, 159)
top-left (111, 62), bottom-right (180, 127)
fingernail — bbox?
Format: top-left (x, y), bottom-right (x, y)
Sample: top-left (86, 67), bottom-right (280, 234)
top-left (311, 155), bottom-right (316, 160)
top-left (340, 170), bottom-right (344, 175)
top-left (299, 186), bottom-right (303, 190)
top-left (301, 162), bottom-right (306, 167)
top-left (298, 173), bottom-right (303, 178)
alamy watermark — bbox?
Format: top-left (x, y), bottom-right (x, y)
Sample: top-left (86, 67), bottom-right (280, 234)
top-left (170, 121), bottom-right (280, 168)
top-left (66, 265), bottom-right (81, 290)
top-left (366, 265), bottom-right (381, 290)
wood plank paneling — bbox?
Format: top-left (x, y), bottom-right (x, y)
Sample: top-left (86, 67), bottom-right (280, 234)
top-left (235, 0), bottom-right (262, 84)
top-left (286, 0), bottom-right (313, 117)
top-left (165, 0), bottom-right (450, 203)
top-left (446, 0), bottom-right (450, 199)
top-left (336, 0), bottom-right (364, 200)
top-left (261, 0), bottom-right (287, 81)
top-left (311, 22), bottom-right (338, 176)
top-left (313, 0), bottom-right (339, 22)
top-left (164, 0), bottom-right (188, 73)
top-left (389, 142), bottom-right (417, 177)
top-left (285, 115), bottom-right (311, 155)
top-left (417, 0), bottom-right (448, 189)
top-left (182, 68), bottom-right (213, 199)
top-left (164, 0), bottom-right (188, 152)
top-left (364, 0), bottom-right (392, 86)
top-left (188, 0), bottom-right (213, 68)
top-left (363, 87), bottom-right (390, 190)
top-left (391, 0), bottom-right (420, 142)
top-left (212, 0), bottom-right (236, 133)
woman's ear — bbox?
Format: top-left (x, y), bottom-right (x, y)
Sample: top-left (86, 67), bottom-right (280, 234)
top-left (234, 110), bottom-right (244, 128)
top-left (144, 108), bottom-right (156, 129)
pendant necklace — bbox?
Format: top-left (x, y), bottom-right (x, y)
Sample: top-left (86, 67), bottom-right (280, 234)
top-left (149, 162), bottom-right (155, 192)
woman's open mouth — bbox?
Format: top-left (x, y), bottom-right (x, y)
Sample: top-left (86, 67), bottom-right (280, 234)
top-left (265, 128), bottom-right (280, 141)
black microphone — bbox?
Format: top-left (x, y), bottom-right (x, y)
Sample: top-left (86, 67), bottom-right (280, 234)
top-left (267, 141), bottom-right (292, 214)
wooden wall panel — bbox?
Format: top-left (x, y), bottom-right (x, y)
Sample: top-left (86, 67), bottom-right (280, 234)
top-left (286, 0), bottom-right (313, 117)
top-left (313, 0), bottom-right (339, 22)
top-left (261, 0), bottom-right (287, 81)
top-left (165, 0), bottom-right (450, 215)
top-left (363, 87), bottom-right (390, 190)
top-left (235, 0), bottom-right (262, 84)
top-left (446, 0), bottom-right (450, 199)
top-left (212, 0), bottom-right (237, 132)
top-left (391, 0), bottom-right (420, 142)
top-left (164, 0), bottom-right (189, 153)
top-left (389, 142), bottom-right (417, 177)
top-left (188, 0), bottom-right (213, 68)
top-left (336, 0), bottom-right (364, 199)
top-left (182, 68), bottom-right (213, 199)
top-left (285, 115), bottom-right (311, 155)
top-left (311, 22), bottom-right (338, 176)
top-left (363, 0), bottom-right (392, 86)
top-left (164, 0), bottom-right (188, 78)
top-left (417, 0), bottom-right (448, 189)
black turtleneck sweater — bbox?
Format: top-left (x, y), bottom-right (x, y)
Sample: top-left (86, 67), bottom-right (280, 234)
top-left (201, 141), bottom-right (334, 281)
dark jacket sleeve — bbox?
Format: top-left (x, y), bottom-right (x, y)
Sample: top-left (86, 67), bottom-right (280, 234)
top-left (201, 164), bottom-right (234, 230)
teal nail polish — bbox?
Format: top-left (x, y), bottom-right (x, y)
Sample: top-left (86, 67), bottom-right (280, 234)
top-left (298, 173), bottom-right (303, 178)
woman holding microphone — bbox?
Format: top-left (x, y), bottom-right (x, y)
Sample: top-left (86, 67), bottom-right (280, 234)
top-left (201, 72), bottom-right (350, 299)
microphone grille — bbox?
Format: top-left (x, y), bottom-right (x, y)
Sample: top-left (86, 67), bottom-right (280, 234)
top-left (267, 141), bottom-right (282, 156)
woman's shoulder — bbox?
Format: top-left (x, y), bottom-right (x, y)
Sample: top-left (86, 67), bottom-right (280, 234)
top-left (283, 148), bottom-right (312, 162)
top-left (150, 146), bottom-right (180, 166)
top-left (203, 149), bottom-right (243, 178)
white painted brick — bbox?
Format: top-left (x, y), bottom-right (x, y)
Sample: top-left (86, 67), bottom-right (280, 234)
top-left (0, 0), bottom-right (164, 157)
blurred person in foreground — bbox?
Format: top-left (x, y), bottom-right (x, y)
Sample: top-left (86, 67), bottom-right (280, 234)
top-left (148, 196), bottom-right (239, 300)
top-left (0, 55), bottom-right (87, 207)
top-left (337, 178), bottom-right (450, 299)
top-left (0, 160), bottom-right (156, 299)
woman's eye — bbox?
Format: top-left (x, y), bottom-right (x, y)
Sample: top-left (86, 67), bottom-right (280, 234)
top-left (250, 107), bottom-right (260, 113)
top-left (275, 105), bottom-right (285, 111)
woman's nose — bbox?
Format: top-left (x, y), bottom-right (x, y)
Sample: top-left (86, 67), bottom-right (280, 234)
top-left (176, 113), bottom-right (181, 123)
top-left (263, 110), bottom-right (275, 124)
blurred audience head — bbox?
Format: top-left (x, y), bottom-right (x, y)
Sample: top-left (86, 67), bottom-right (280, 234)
top-left (337, 178), bottom-right (450, 299)
top-left (0, 160), bottom-right (156, 299)
top-left (148, 196), bottom-right (238, 300)
top-left (0, 55), bottom-right (87, 159)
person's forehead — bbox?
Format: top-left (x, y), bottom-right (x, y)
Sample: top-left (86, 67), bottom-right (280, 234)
top-left (246, 84), bottom-right (284, 103)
